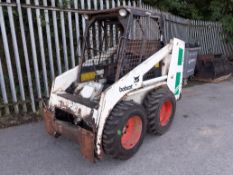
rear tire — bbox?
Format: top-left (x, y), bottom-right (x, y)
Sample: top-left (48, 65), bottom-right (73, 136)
top-left (102, 101), bottom-right (147, 160)
top-left (143, 87), bottom-right (176, 135)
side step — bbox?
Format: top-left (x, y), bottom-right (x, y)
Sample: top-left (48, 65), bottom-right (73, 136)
top-left (58, 93), bottom-right (98, 108)
top-left (49, 93), bottom-right (94, 118)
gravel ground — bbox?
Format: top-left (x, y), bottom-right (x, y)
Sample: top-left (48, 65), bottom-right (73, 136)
top-left (1, 80), bottom-right (233, 175)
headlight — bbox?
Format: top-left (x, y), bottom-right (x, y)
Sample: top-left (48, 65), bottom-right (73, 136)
top-left (83, 14), bottom-right (89, 20)
top-left (119, 9), bottom-right (128, 17)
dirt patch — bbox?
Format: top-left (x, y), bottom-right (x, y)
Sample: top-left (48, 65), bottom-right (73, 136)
top-left (0, 113), bottom-right (42, 129)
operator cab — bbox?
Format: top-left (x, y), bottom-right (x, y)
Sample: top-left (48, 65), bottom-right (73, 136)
top-left (78, 7), bottom-right (163, 87)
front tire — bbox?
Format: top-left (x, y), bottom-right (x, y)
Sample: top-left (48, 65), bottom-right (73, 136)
top-left (143, 87), bottom-right (176, 135)
top-left (102, 101), bottom-right (147, 160)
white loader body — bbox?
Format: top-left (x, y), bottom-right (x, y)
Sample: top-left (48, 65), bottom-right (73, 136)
top-left (48, 38), bottom-right (185, 157)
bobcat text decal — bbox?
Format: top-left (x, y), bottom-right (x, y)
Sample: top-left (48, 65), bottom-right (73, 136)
top-left (119, 85), bottom-right (133, 92)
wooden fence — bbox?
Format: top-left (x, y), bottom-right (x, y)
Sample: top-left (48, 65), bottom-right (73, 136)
top-left (0, 0), bottom-right (232, 117)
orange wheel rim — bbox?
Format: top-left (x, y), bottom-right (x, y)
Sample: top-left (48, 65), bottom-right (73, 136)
top-left (160, 100), bottom-right (173, 126)
top-left (121, 115), bottom-right (142, 150)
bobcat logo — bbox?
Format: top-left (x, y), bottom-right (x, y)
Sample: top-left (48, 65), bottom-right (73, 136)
top-left (134, 76), bottom-right (139, 83)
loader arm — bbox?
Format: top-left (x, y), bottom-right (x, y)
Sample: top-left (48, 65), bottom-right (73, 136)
top-left (95, 38), bottom-right (185, 156)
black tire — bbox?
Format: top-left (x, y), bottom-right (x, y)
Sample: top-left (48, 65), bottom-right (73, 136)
top-left (102, 101), bottom-right (147, 160)
top-left (143, 87), bottom-right (176, 135)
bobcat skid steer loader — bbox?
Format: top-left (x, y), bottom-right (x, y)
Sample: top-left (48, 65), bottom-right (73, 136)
top-left (44, 7), bottom-right (185, 162)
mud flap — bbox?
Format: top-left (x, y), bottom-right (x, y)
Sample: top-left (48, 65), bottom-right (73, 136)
top-left (43, 108), bottom-right (95, 162)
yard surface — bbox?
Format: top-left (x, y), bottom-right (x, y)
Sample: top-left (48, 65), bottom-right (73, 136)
top-left (1, 80), bottom-right (233, 175)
